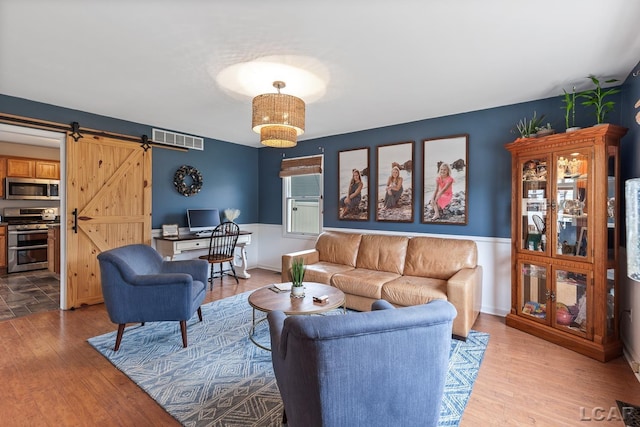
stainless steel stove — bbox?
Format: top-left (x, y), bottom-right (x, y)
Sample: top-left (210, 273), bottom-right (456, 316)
top-left (4, 207), bottom-right (60, 273)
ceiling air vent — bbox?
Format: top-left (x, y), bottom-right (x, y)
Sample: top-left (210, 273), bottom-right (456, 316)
top-left (152, 128), bottom-right (204, 151)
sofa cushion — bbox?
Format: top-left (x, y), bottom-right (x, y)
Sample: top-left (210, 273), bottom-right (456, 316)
top-left (403, 237), bottom-right (477, 280)
top-left (382, 276), bottom-right (447, 307)
top-left (304, 262), bottom-right (355, 285)
top-left (356, 234), bottom-right (408, 275)
top-left (316, 231), bottom-right (362, 267)
top-left (332, 269), bottom-right (401, 299)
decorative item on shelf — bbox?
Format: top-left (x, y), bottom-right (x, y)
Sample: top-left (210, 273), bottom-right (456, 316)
top-left (562, 87), bottom-right (581, 132)
top-left (252, 81), bottom-right (305, 148)
top-left (161, 224), bottom-right (179, 238)
top-left (290, 257), bottom-right (306, 298)
top-left (535, 123), bottom-right (555, 137)
top-left (173, 165), bottom-right (203, 197)
top-left (224, 208), bottom-right (241, 223)
top-left (579, 75), bottom-right (621, 125)
top-left (514, 111), bottom-right (545, 138)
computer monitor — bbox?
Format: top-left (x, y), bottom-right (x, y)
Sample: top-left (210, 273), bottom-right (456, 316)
top-left (186, 209), bottom-right (221, 236)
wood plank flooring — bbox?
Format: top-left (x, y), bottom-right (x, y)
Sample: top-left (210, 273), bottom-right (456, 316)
top-left (1, 268), bottom-right (639, 426)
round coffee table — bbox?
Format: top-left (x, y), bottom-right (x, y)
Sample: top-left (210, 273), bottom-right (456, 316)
top-left (248, 282), bottom-right (346, 350)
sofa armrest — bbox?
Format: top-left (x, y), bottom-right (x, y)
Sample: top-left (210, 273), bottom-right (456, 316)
top-left (281, 249), bottom-right (320, 282)
top-left (446, 265), bottom-right (483, 338)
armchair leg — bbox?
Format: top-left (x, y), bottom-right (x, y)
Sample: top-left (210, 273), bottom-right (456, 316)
top-left (114, 323), bottom-right (126, 351)
top-left (197, 307), bottom-right (203, 322)
top-left (180, 320), bottom-right (188, 348)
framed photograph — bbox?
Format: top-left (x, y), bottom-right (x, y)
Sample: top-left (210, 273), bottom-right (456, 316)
top-left (338, 147), bottom-right (369, 221)
top-left (376, 141), bottom-right (414, 222)
top-left (162, 223), bottom-right (179, 237)
top-left (422, 134), bottom-right (469, 224)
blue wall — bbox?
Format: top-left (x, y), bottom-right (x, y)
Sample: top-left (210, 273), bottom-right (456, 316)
top-left (0, 95), bottom-right (260, 228)
top-left (2, 69), bottom-right (636, 239)
top-left (620, 61), bottom-right (640, 182)
top-left (259, 90), bottom-right (628, 239)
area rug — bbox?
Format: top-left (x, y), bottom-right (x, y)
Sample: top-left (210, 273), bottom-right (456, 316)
top-left (88, 292), bottom-right (488, 426)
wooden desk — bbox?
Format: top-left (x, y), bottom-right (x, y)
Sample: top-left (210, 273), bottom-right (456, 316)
top-left (155, 231), bottom-right (252, 278)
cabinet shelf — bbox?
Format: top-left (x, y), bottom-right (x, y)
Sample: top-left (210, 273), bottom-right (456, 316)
top-left (505, 124), bottom-right (626, 362)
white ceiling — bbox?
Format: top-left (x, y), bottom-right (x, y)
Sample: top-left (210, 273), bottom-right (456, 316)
top-left (1, 0), bottom-right (640, 148)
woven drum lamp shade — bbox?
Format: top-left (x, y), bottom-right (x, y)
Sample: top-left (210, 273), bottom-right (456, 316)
top-left (252, 81), bottom-right (305, 148)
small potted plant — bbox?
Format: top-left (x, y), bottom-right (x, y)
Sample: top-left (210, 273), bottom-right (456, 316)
top-left (535, 123), bottom-right (554, 137)
top-left (290, 257), bottom-right (306, 298)
top-left (561, 87), bottom-right (580, 132)
top-left (514, 111), bottom-right (545, 139)
top-left (579, 75), bottom-right (621, 125)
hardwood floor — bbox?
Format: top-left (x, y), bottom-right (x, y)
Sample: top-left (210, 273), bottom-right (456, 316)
top-left (2, 268), bottom-right (639, 426)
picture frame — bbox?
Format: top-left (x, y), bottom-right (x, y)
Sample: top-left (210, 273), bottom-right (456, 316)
top-left (162, 223), bottom-right (179, 238)
top-left (338, 147), bottom-right (369, 221)
top-left (421, 134), bottom-right (469, 225)
top-left (376, 141), bottom-right (414, 222)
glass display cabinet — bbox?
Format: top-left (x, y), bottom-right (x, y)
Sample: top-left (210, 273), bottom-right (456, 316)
top-left (505, 124), bottom-right (627, 362)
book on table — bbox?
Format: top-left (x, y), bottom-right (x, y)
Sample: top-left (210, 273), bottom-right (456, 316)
top-left (269, 283), bottom-right (291, 293)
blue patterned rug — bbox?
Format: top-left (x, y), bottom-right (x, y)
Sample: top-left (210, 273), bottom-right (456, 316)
top-left (88, 292), bottom-right (488, 426)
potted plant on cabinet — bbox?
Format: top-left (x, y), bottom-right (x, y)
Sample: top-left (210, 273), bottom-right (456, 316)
top-left (579, 75), bottom-right (621, 125)
top-left (290, 257), bottom-right (306, 298)
top-left (514, 111), bottom-right (545, 138)
top-left (561, 87), bottom-right (580, 132)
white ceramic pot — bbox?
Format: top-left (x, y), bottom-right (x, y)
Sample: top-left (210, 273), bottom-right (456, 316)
top-left (290, 285), bottom-right (305, 298)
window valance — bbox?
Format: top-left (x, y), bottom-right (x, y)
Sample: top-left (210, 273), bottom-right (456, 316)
top-left (279, 155), bottom-right (323, 177)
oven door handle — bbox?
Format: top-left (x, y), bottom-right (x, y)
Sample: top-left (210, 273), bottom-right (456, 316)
top-left (8, 244), bottom-right (49, 250)
top-left (8, 229), bottom-right (49, 235)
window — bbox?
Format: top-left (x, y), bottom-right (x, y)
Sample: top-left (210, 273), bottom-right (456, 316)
top-left (281, 155), bottom-right (323, 237)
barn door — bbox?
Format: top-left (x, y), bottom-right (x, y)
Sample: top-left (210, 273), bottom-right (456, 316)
top-left (65, 134), bottom-right (151, 309)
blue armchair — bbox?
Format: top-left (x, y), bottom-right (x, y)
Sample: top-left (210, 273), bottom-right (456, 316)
top-left (267, 299), bottom-right (456, 427)
top-left (97, 244), bottom-right (208, 351)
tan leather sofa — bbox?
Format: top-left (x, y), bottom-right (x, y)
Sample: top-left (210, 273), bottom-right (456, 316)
top-left (282, 230), bottom-right (482, 338)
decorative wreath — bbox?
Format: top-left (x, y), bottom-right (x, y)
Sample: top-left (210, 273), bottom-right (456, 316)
top-left (173, 165), bottom-right (203, 197)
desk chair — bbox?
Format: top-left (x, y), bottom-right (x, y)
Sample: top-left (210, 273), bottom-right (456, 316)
top-left (199, 222), bottom-right (240, 288)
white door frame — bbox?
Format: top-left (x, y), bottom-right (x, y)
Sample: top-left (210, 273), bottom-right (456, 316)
top-left (0, 123), bottom-right (67, 308)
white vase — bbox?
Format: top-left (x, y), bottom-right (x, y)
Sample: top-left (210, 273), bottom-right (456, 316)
top-left (290, 285), bottom-right (305, 298)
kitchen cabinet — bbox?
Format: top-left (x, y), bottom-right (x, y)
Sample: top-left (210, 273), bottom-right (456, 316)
top-left (504, 124), bottom-right (627, 362)
top-left (0, 157), bottom-right (5, 198)
top-left (47, 225), bottom-right (60, 275)
top-left (5, 157), bottom-right (60, 179)
top-left (0, 225), bottom-right (6, 273)
top-left (6, 158), bottom-right (35, 177)
top-left (36, 161), bottom-right (60, 179)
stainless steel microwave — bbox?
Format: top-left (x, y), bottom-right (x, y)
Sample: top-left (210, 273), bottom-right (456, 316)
top-left (5, 177), bottom-right (60, 200)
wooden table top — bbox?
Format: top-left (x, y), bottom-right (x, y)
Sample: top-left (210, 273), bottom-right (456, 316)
top-left (248, 282), bottom-right (345, 315)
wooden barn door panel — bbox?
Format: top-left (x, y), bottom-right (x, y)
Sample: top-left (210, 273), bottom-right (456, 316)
top-left (65, 134), bottom-right (151, 309)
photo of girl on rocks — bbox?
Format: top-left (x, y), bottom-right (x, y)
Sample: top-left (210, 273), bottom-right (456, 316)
top-left (376, 141), bottom-right (413, 222)
top-left (338, 147), bottom-right (369, 221)
top-left (422, 134), bottom-right (468, 224)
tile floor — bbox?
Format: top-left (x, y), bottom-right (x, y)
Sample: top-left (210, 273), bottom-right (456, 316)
top-left (0, 269), bottom-right (60, 321)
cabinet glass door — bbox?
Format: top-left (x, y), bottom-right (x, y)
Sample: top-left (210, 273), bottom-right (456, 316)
top-left (520, 157), bottom-right (548, 253)
top-left (555, 151), bottom-right (589, 259)
top-left (554, 268), bottom-right (588, 338)
top-left (519, 262), bottom-right (548, 322)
